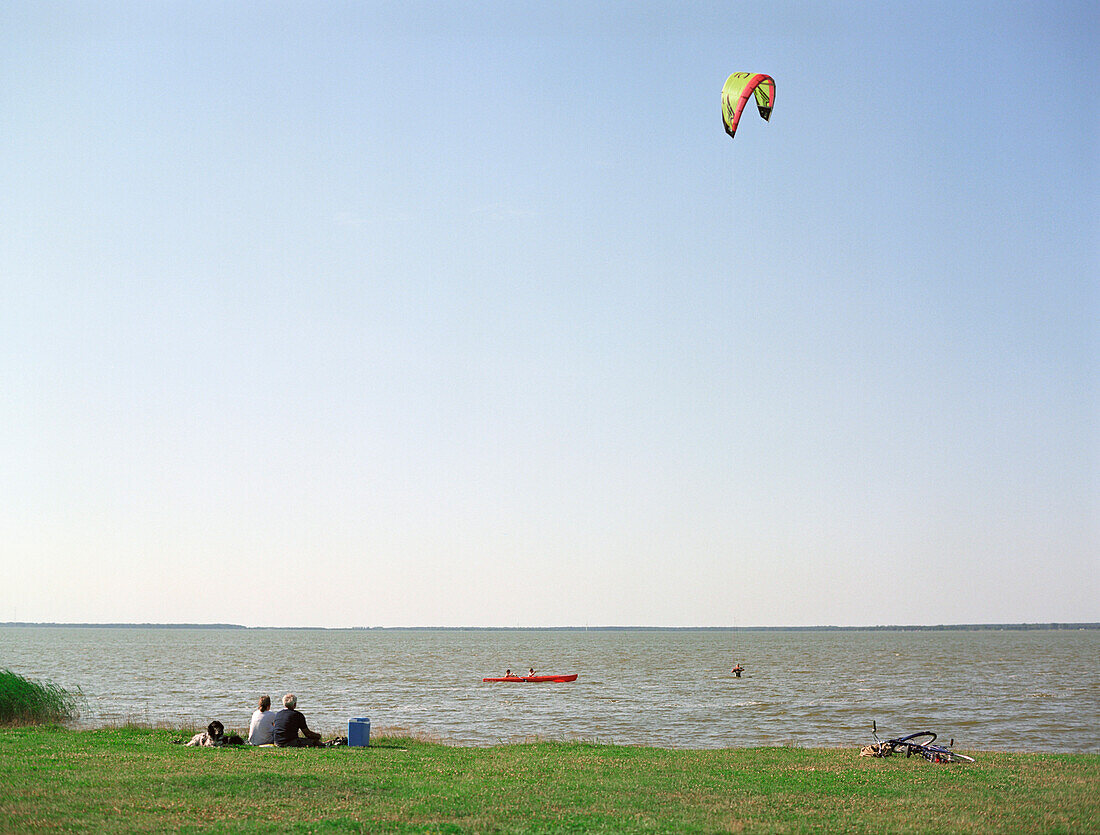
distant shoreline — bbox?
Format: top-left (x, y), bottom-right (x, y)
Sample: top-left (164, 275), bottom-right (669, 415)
top-left (2, 621), bottom-right (1097, 631)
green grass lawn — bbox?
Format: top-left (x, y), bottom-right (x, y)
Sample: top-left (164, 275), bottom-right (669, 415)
top-left (1, 726), bottom-right (1096, 833)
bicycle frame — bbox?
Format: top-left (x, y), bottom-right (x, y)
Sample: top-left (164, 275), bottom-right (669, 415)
top-left (868, 722), bottom-right (975, 764)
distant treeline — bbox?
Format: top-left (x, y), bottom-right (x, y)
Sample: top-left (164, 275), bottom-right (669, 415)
top-left (2, 622), bottom-right (1097, 631)
top-left (1, 622), bottom-right (247, 630)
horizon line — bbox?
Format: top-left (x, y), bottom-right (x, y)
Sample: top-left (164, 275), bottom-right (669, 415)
top-left (2, 621), bottom-right (1097, 631)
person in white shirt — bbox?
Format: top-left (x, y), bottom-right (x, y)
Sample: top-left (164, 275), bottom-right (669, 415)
top-left (247, 695), bottom-right (277, 745)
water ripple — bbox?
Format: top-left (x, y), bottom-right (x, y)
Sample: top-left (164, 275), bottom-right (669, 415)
top-left (1, 627), bottom-right (1096, 752)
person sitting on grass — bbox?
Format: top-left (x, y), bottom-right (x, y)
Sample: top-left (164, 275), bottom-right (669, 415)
top-left (248, 695), bottom-right (277, 745)
top-left (273, 693), bottom-right (322, 748)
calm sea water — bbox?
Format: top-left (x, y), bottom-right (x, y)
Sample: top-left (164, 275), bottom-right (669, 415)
top-left (1, 627), bottom-right (1096, 752)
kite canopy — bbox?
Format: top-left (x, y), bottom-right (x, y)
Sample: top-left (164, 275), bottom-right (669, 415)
top-left (721, 73), bottom-right (775, 138)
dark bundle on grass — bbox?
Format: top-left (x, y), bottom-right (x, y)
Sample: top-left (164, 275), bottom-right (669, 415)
top-left (0, 669), bottom-right (80, 726)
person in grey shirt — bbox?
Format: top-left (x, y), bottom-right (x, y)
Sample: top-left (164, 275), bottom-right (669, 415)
top-left (247, 695), bottom-right (277, 745)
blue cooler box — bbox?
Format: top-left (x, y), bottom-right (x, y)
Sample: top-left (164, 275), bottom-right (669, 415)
top-left (348, 717), bottom-right (371, 747)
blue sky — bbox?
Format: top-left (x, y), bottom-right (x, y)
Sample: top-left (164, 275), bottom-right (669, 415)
top-left (2, 1), bottom-right (1096, 627)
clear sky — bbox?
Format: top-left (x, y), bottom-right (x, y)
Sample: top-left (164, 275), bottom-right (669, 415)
top-left (2, 1), bottom-right (1096, 628)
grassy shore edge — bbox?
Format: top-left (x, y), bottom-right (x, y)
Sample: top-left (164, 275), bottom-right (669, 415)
top-left (2, 726), bottom-right (1097, 833)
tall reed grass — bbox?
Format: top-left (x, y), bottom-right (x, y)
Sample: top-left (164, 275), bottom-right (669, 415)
top-left (0, 669), bottom-right (80, 726)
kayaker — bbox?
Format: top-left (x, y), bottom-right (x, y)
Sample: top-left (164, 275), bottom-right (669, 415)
top-left (528, 668), bottom-right (536, 677)
top-left (732, 665), bottom-right (745, 678)
top-left (505, 669), bottom-right (514, 678)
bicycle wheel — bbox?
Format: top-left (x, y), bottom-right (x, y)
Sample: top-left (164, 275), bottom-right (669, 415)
top-left (890, 732), bottom-right (937, 746)
top-left (886, 732), bottom-right (936, 755)
top-left (919, 744), bottom-right (976, 763)
top-left (941, 751), bottom-right (975, 763)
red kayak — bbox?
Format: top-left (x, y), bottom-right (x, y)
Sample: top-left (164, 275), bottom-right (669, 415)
top-left (483, 674), bottom-right (578, 683)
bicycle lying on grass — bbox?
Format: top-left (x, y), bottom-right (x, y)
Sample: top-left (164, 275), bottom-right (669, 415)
top-left (862, 721), bottom-right (976, 763)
